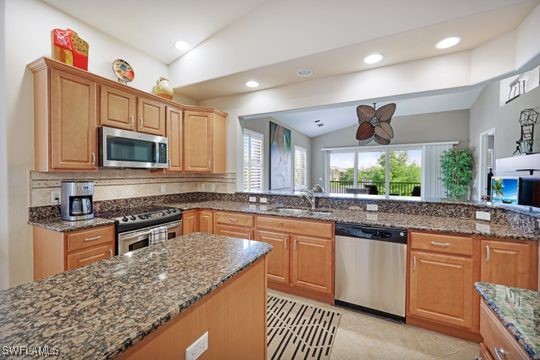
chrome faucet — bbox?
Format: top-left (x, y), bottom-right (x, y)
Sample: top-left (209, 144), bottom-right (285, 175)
top-left (302, 190), bottom-right (317, 210)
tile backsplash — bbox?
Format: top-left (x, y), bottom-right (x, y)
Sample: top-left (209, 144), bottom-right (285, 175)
top-left (30, 169), bottom-right (236, 207)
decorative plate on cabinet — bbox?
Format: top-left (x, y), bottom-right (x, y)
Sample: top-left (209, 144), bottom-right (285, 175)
top-left (112, 59), bottom-right (135, 84)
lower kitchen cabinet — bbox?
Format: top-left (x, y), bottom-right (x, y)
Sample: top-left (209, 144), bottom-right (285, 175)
top-left (254, 230), bottom-right (289, 284)
top-left (291, 235), bottom-right (333, 295)
top-left (408, 250), bottom-right (474, 329)
top-left (480, 238), bottom-right (537, 290)
top-left (214, 224), bottom-right (253, 239)
top-left (33, 224), bottom-right (115, 279)
top-left (182, 210), bottom-right (198, 234)
top-left (199, 210), bottom-right (214, 233)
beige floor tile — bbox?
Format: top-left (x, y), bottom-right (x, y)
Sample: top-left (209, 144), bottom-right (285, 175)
top-left (269, 290), bottom-right (480, 360)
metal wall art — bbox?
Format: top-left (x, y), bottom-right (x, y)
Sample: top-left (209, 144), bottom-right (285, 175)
top-left (355, 103), bottom-right (397, 145)
top-left (513, 108), bottom-right (538, 155)
top-left (506, 74), bottom-right (527, 104)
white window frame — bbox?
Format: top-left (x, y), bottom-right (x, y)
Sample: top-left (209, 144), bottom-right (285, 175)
top-left (323, 141), bottom-right (457, 199)
top-left (294, 145), bottom-right (307, 190)
top-left (478, 128), bottom-right (496, 200)
top-left (243, 129), bottom-right (264, 191)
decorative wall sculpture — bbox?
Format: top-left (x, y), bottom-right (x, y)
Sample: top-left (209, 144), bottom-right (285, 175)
top-left (355, 103), bottom-right (397, 145)
top-left (269, 122), bottom-right (292, 190)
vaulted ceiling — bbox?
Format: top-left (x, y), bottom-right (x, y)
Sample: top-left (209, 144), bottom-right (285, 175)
top-left (43, 0), bottom-right (539, 101)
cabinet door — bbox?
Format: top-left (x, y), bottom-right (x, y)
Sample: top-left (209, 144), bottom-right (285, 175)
top-left (137, 97), bottom-right (166, 135)
top-left (166, 106), bottom-right (183, 171)
top-left (100, 86), bottom-right (136, 130)
top-left (255, 230), bottom-right (289, 284)
top-left (50, 69), bottom-right (97, 170)
top-left (481, 239), bottom-right (534, 289)
top-left (409, 251), bottom-right (473, 329)
top-left (214, 224), bottom-right (253, 239)
top-left (291, 235), bottom-right (333, 294)
top-left (184, 110), bottom-right (212, 172)
top-left (67, 243), bottom-right (114, 270)
top-left (199, 210), bottom-right (214, 233)
top-left (182, 210), bottom-right (198, 235)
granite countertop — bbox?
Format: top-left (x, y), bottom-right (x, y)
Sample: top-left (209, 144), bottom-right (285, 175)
top-left (475, 282), bottom-right (539, 359)
top-left (29, 216), bottom-right (116, 232)
top-left (0, 233), bottom-right (272, 359)
top-left (168, 201), bottom-right (540, 241)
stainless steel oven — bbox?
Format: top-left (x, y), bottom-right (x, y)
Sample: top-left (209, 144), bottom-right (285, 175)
top-left (118, 220), bottom-right (182, 255)
top-left (99, 126), bottom-right (168, 169)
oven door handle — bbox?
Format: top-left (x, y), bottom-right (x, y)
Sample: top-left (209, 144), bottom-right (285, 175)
top-left (119, 220), bottom-right (182, 241)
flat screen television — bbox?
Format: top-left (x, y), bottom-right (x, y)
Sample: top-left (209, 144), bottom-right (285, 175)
top-left (491, 176), bottom-right (540, 208)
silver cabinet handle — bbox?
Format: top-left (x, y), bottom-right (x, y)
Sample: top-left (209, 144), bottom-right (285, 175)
top-left (109, 248), bottom-right (113, 258)
top-left (494, 347), bottom-right (507, 360)
top-left (431, 241), bottom-right (450, 247)
top-left (208, 160), bottom-right (211, 168)
top-left (485, 245), bottom-right (490, 261)
top-left (413, 256), bottom-right (417, 271)
top-left (129, 115), bottom-right (134, 125)
top-left (139, 117), bottom-right (143, 128)
top-left (84, 235), bottom-right (102, 242)
top-left (228, 218), bottom-right (238, 223)
top-left (294, 239), bottom-right (297, 251)
top-left (284, 237), bottom-right (288, 249)
top-left (91, 153), bottom-right (96, 165)
top-left (168, 159), bottom-right (171, 167)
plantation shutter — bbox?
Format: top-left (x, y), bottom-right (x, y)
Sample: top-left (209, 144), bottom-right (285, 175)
top-left (243, 130), bottom-right (264, 191)
top-left (294, 146), bottom-right (307, 190)
top-left (423, 143), bottom-right (454, 198)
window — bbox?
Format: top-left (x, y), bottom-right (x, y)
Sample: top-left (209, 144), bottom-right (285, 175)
top-left (243, 130), bottom-right (264, 191)
top-left (294, 146), bottom-right (307, 190)
top-left (327, 146), bottom-right (423, 198)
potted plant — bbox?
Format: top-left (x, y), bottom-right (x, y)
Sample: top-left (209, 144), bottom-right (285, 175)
top-left (440, 148), bottom-right (474, 200)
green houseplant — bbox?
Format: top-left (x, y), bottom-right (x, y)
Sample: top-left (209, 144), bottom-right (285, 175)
top-left (440, 148), bottom-right (474, 199)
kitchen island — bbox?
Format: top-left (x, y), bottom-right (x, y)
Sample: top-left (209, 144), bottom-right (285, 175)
top-left (0, 233), bottom-right (271, 359)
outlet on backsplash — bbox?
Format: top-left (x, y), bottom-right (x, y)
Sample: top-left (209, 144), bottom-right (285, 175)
top-left (475, 211), bottom-right (491, 221)
top-left (248, 196), bottom-right (257, 203)
top-left (259, 197), bottom-right (268, 204)
top-left (50, 190), bottom-right (60, 205)
top-left (160, 184), bottom-right (167, 194)
top-left (366, 204), bottom-right (378, 212)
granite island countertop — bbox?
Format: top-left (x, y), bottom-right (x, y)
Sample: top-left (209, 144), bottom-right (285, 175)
top-left (475, 282), bottom-right (539, 359)
top-left (0, 233), bottom-right (272, 359)
top-left (168, 201), bottom-right (540, 241)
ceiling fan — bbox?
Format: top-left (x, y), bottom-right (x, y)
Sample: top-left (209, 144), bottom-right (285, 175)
top-left (355, 103), bottom-right (396, 145)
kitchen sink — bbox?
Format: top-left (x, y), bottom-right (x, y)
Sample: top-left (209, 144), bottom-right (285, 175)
top-left (274, 208), bottom-right (310, 215)
top-left (310, 210), bottom-right (333, 217)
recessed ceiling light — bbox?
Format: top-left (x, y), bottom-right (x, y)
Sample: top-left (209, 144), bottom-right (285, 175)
top-left (314, 119), bottom-right (321, 123)
top-left (245, 80), bottom-right (259, 88)
top-left (436, 36), bottom-right (461, 49)
top-left (174, 40), bottom-right (190, 51)
top-left (317, 123), bottom-right (324, 127)
top-left (363, 53), bottom-right (383, 64)
top-left (297, 69), bottom-right (313, 77)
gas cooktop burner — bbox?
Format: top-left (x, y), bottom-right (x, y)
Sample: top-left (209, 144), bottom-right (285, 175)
top-left (112, 206), bottom-right (182, 233)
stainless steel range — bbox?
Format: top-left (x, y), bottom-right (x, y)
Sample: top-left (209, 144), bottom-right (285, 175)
top-left (110, 206), bottom-right (182, 255)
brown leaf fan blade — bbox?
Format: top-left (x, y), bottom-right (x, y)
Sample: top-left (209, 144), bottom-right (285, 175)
top-left (374, 123), bottom-right (394, 139)
top-left (374, 134), bottom-right (391, 145)
top-left (375, 103), bottom-right (396, 123)
top-left (356, 105), bottom-right (375, 123)
top-left (356, 122), bottom-right (375, 140)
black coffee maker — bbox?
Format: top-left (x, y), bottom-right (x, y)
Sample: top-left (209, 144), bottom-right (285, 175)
top-left (61, 180), bottom-right (94, 221)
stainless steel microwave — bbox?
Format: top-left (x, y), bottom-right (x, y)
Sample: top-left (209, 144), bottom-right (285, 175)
top-left (99, 126), bottom-right (168, 169)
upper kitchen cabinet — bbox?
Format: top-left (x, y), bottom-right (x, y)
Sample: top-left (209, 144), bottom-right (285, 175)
top-left (30, 58), bottom-right (98, 171)
top-left (100, 85), bottom-right (136, 131)
top-left (183, 107), bottom-right (227, 173)
top-left (166, 106), bottom-right (183, 172)
top-left (137, 97), bottom-right (166, 136)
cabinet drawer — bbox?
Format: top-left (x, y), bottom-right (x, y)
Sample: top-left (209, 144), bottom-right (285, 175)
top-left (410, 232), bottom-right (473, 256)
top-left (214, 211), bottom-right (254, 227)
top-left (66, 225), bottom-right (115, 253)
top-left (480, 300), bottom-right (529, 360)
top-left (67, 243), bottom-right (114, 270)
top-left (256, 216), bottom-right (333, 239)
top-left (214, 224), bottom-right (253, 240)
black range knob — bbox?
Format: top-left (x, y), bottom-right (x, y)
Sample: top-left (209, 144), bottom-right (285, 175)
top-left (122, 217), bottom-right (128, 222)
top-left (130, 216), bottom-right (136, 220)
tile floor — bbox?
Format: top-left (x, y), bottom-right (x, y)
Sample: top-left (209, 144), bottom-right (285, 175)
top-left (270, 290), bottom-right (480, 360)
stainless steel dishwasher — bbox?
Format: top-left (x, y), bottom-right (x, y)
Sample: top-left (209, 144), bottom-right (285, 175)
top-left (335, 223), bottom-right (407, 321)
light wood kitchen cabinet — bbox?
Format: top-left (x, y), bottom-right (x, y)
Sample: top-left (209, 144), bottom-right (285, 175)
top-left (33, 224), bottom-right (115, 279)
top-left (30, 59), bottom-right (99, 171)
top-left (480, 238), bottom-right (537, 290)
top-left (166, 106), bottom-right (183, 171)
top-left (291, 235), bottom-right (333, 294)
top-left (480, 300), bottom-right (529, 360)
top-left (182, 210), bottom-right (198, 235)
top-left (254, 230), bottom-right (290, 284)
top-left (183, 108), bottom-right (227, 173)
top-left (100, 85), bottom-right (136, 130)
top-left (214, 224), bottom-right (254, 239)
top-left (137, 97), bottom-right (166, 136)
top-left (199, 210), bottom-right (214, 233)
top-left (409, 250), bottom-right (474, 329)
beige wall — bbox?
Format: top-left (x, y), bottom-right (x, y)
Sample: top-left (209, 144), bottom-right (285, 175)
top-left (2, 0), bottom-right (166, 288)
top-left (310, 110), bottom-right (470, 185)
top-left (0, 0), bottom-right (9, 290)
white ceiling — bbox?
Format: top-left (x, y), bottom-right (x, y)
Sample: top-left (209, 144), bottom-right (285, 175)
top-left (43, 0), bottom-right (538, 101)
top-left (42, 0), bottom-right (265, 64)
top-left (243, 86), bottom-right (485, 137)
